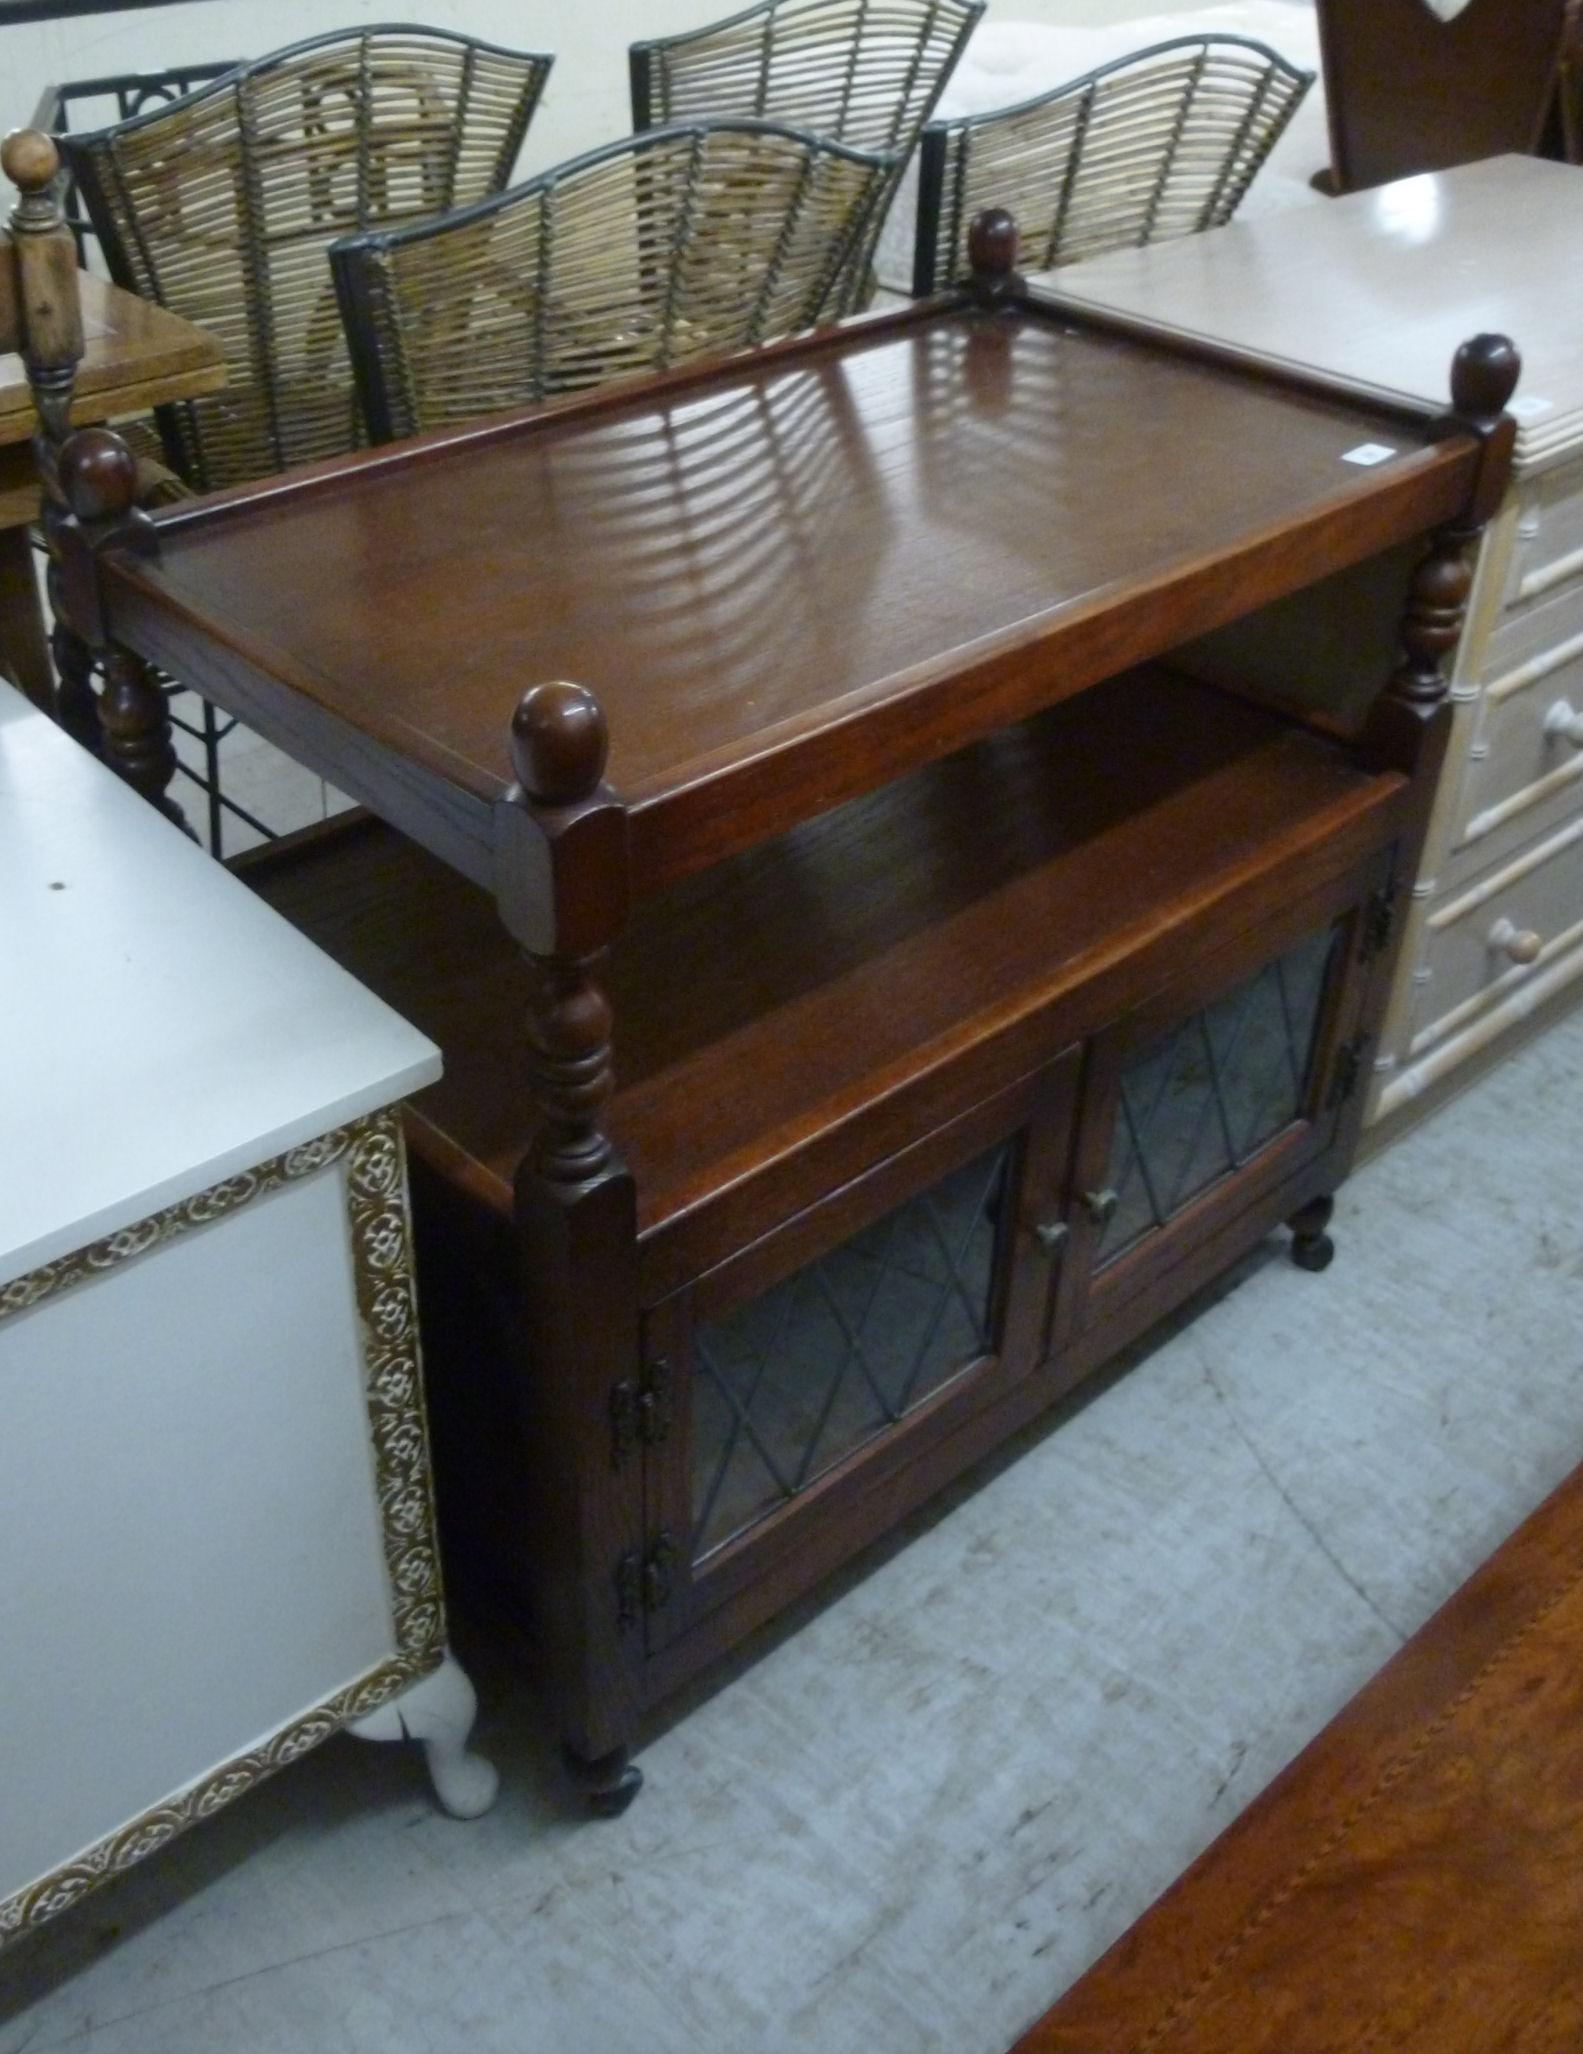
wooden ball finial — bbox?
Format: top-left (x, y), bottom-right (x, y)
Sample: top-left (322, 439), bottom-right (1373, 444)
top-left (2, 127), bottom-right (60, 196)
top-left (509, 681), bottom-right (608, 804)
top-left (59, 428), bottom-right (140, 522)
top-left (1451, 332), bottom-right (1521, 422)
top-left (967, 208), bottom-right (1019, 283)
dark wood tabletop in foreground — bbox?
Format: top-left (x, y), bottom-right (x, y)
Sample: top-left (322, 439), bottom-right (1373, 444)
top-left (1012, 1451), bottom-right (1583, 2051)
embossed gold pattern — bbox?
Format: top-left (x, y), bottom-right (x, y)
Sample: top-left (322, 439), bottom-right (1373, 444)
top-left (0, 1112), bottom-right (446, 1948)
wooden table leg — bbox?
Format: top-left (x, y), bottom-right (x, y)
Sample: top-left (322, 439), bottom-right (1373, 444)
top-left (0, 518), bottom-right (55, 714)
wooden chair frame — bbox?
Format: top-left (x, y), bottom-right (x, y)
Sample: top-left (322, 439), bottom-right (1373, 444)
top-left (1316, 0), bottom-right (1572, 191)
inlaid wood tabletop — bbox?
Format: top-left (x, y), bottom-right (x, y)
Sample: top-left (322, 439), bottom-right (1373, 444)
top-left (106, 298), bottom-right (1479, 893)
top-left (1011, 1450), bottom-right (1583, 2052)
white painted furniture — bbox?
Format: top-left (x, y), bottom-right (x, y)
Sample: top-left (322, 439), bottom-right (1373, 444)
top-left (1042, 153), bottom-right (1583, 1134)
top-left (0, 681), bottom-right (496, 1948)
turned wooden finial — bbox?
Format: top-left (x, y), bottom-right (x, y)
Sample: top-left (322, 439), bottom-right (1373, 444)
top-left (509, 681), bottom-right (609, 805)
top-left (58, 427), bottom-right (140, 523)
top-left (968, 207), bottom-right (1019, 287)
top-left (1450, 332), bottom-right (1521, 425)
top-left (2, 126), bottom-right (60, 199)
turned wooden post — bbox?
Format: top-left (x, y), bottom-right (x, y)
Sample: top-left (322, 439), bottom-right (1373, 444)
top-left (963, 205), bottom-right (1023, 309)
top-left (493, 682), bottom-right (646, 1814)
top-left (49, 425), bottom-right (189, 829)
top-left (1, 127), bottom-right (83, 719)
top-left (1361, 332), bottom-right (1520, 778)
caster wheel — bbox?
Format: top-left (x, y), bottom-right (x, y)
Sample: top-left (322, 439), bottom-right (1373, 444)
top-left (564, 1742), bottom-right (643, 1817)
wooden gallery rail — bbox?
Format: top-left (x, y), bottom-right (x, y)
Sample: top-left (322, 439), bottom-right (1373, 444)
top-left (42, 214), bottom-right (1519, 1813)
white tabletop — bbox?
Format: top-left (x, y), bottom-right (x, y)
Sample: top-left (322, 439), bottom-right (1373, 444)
top-left (0, 684), bottom-right (440, 1286)
top-left (1044, 155), bottom-right (1583, 471)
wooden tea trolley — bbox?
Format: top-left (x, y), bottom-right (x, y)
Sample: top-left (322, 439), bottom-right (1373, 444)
top-left (49, 222), bottom-right (1518, 1811)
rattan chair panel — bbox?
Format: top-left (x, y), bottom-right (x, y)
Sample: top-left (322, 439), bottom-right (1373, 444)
top-left (914, 35), bottom-right (1312, 293)
top-left (61, 26), bottom-right (553, 489)
top-left (631, 0), bottom-right (982, 305)
top-left (333, 121), bottom-right (897, 442)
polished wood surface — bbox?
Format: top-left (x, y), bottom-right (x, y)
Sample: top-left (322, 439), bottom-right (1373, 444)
top-left (249, 668), bottom-right (1408, 1252)
top-left (109, 301), bottom-right (1476, 893)
top-left (1011, 1449), bottom-right (1583, 2052)
top-left (1316, 0), bottom-right (1571, 192)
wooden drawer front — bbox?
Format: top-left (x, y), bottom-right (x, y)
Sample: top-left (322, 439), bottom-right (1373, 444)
top-left (1449, 583), bottom-right (1583, 873)
top-left (1413, 820), bottom-right (1583, 1061)
top-left (1503, 463), bottom-right (1583, 615)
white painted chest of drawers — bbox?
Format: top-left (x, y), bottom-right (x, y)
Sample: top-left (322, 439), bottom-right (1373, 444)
top-left (0, 684), bottom-right (494, 1947)
top-left (1044, 154), bottom-right (1583, 1133)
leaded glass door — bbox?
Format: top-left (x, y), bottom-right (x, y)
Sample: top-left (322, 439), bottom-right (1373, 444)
top-left (1055, 884), bottom-right (1377, 1352)
top-left (639, 1050), bottom-right (1082, 1654)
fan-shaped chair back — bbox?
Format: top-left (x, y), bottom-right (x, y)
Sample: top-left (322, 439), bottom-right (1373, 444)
top-left (631, 0), bottom-right (982, 302)
top-left (60, 25), bottom-right (554, 488)
top-left (914, 34), bottom-right (1312, 294)
top-left (332, 118), bottom-right (897, 443)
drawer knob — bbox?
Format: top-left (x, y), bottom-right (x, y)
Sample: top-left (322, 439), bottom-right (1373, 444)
top-left (1490, 917), bottom-right (1543, 966)
top-left (1543, 700), bottom-right (1583, 750)
top-left (1033, 1218), bottom-right (1068, 1255)
top-left (1080, 1188), bottom-right (1119, 1226)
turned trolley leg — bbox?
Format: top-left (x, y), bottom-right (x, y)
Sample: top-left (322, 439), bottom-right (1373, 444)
top-left (1287, 1194), bottom-right (1335, 1272)
top-left (562, 1741), bottom-right (644, 1818)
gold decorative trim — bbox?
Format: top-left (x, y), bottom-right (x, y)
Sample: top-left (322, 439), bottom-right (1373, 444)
top-left (0, 1110), bottom-right (446, 1949)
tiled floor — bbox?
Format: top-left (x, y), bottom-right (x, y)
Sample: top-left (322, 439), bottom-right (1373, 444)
top-left (4, 990), bottom-right (1582, 2053)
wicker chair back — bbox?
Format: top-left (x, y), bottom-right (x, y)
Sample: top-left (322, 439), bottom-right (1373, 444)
top-left (913, 34), bottom-right (1312, 295)
top-left (60, 25), bottom-right (554, 488)
top-left (332, 118), bottom-right (897, 443)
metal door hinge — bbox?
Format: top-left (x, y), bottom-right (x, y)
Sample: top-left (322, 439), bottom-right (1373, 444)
top-left (610, 1356), bottom-right (673, 1470)
top-left (615, 1533), bottom-right (677, 1633)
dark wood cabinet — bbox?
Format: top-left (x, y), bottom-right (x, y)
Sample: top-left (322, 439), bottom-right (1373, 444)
top-left (53, 247), bottom-right (1517, 1809)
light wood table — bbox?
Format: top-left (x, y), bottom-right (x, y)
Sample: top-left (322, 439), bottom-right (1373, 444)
top-left (0, 269), bottom-right (223, 709)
